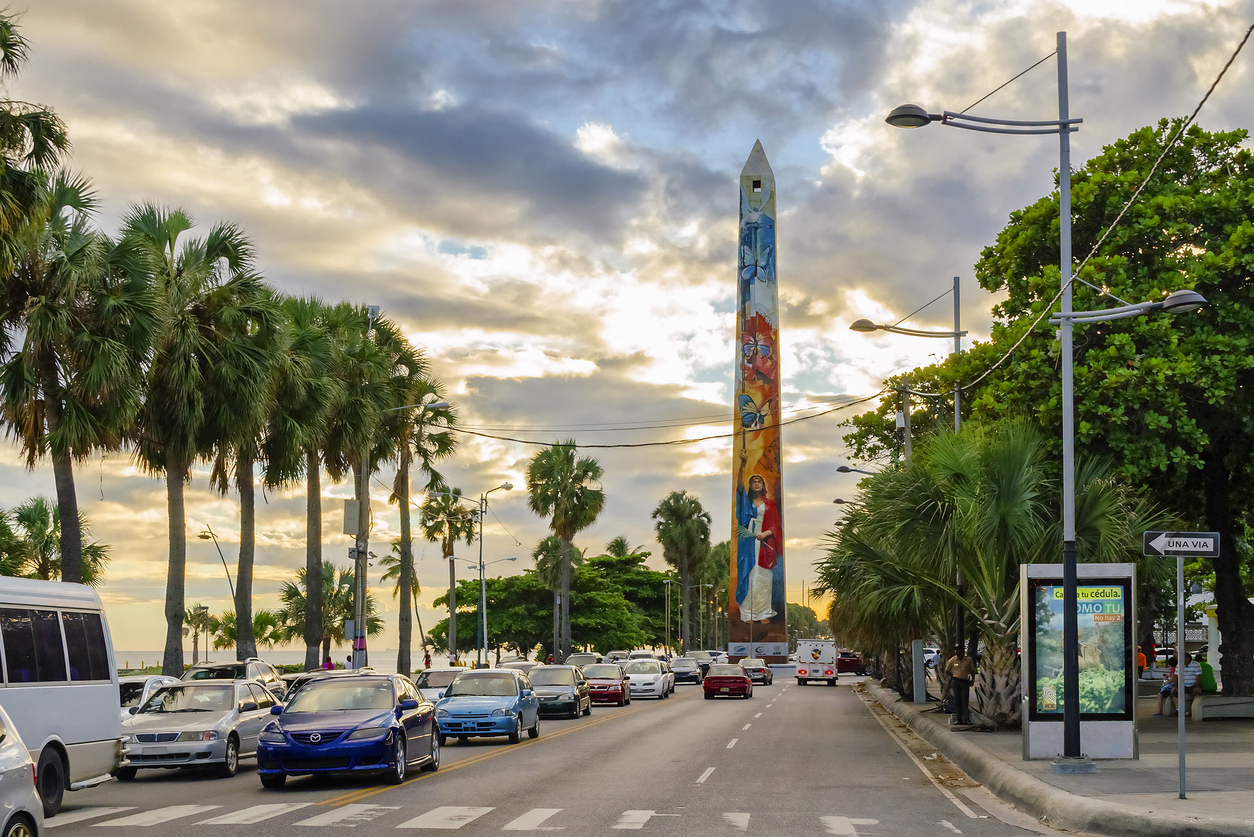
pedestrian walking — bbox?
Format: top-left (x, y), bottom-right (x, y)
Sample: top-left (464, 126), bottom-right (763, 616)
top-left (321, 655), bottom-right (333, 670)
top-left (1136, 646), bottom-right (1146, 680)
top-left (944, 645), bottom-right (976, 726)
top-left (424, 649), bottom-right (432, 669)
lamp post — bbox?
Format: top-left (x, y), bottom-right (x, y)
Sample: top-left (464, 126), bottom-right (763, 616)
top-left (453, 554), bottom-right (517, 667)
top-left (696, 584), bottom-right (713, 648)
top-left (351, 304), bottom-right (381, 671)
top-left (663, 579), bottom-right (677, 654)
top-left (198, 526), bottom-right (236, 602)
top-left (477, 484), bottom-right (513, 666)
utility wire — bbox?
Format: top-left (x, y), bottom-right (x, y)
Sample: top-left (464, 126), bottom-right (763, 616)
top-left (962, 51), bottom-right (1058, 114)
top-left (892, 286), bottom-right (952, 328)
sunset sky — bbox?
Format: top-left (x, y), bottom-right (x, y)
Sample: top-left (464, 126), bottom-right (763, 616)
top-left (7, 0), bottom-right (1252, 654)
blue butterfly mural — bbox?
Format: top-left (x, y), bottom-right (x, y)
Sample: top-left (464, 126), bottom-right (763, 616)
top-left (738, 393), bottom-right (771, 430)
top-left (740, 244), bottom-right (774, 284)
top-left (741, 332), bottom-right (772, 364)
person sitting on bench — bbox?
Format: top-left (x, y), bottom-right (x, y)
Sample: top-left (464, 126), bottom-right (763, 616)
top-left (1172, 651), bottom-right (1203, 716)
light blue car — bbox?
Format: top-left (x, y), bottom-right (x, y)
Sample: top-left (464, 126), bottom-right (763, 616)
top-left (435, 669), bottom-right (540, 746)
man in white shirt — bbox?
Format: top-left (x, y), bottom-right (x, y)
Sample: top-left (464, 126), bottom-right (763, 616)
top-left (1172, 651), bottom-right (1203, 716)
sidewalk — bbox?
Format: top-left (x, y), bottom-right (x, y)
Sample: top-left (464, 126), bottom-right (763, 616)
top-left (865, 680), bottom-right (1254, 837)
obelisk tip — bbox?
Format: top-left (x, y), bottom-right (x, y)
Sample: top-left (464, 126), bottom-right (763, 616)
top-left (741, 140), bottom-right (772, 177)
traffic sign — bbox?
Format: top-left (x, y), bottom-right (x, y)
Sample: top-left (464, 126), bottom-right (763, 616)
top-left (1142, 531), bottom-right (1220, 558)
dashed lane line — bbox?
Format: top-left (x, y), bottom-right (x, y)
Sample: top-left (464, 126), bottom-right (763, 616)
top-left (742, 723), bottom-right (752, 730)
top-left (726, 738), bottom-right (738, 749)
top-left (696, 767), bottom-right (715, 784)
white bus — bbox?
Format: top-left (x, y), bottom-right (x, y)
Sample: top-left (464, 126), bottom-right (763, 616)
top-left (0, 577), bottom-right (127, 816)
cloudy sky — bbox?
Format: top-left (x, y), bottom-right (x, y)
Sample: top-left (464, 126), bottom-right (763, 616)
top-left (7, 0), bottom-right (1252, 656)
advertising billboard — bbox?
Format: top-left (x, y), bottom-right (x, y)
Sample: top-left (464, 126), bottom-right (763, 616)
top-left (1027, 576), bottom-right (1134, 722)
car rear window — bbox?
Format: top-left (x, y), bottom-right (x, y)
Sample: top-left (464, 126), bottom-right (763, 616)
top-left (707, 665), bottom-right (744, 677)
top-left (623, 661), bottom-right (660, 675)
top-left (582, 665), bottom-right (621, 679)
top-left (672, 659), bottom-right (698, 669)
top-left (416, 670), bottom-right (458, 689)
top-left (529, 668), bottom-right (577, 686)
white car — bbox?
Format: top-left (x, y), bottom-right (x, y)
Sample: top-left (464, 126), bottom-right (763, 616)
top-left (119, 675), bottom-right (179, 723)
top-left (0, 704), bottom-right (42, 837)
top-left (623, 660), bottom-right (674, 699)
top-left (627, 650), bottom-right (658, 661)
top-left (412, 668), bottom-right (459, 702)
top-left (923, 647), bottom-right (941, 668)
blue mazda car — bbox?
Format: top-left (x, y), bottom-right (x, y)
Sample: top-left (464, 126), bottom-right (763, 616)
top-left (256, 673), bottom-right (438, 788)
top-left (435, 669), bottom-right (539, 745)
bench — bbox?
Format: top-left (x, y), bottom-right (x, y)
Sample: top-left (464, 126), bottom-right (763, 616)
top-left (1194, 694), bottom-right (1254, 721)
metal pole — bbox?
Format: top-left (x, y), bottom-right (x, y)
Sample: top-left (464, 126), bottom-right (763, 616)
top-left (448, 554), bottom-right (457, 665)
top-left (478, 497), bottom-right (486, 667)
top-left (953, 275), bottom-right (961, 434)
top-left (1056, 30), bottom-right (1082, 764)
top-left (352, 441), bottom-right (370, 670)
top-left (1178, 553), bottom-right (1186, 798)
top-left (901, 388), bottom-right (912, 462)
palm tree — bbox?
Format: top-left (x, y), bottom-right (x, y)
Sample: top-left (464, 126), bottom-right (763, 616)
top-left (533, 535), bottom-right (587, 657)
top-left (651, 490), bottom-right (711, 654)
top-left (419, 490), bottom-right (477, 660)
top-left (262, 296), bottom-right (346, 670)
top-left (0, 172), bottom-right (155, 584)
top-left (6, 495), bottom-right (109, 585)
top-left (277, 561), bottom-right (383, 664)
top-left (211, 610), bottom-right (286, 651)
top-left (183, 603), bottom-right (214, 664)
top-left (378, 538), bottom-right (426, 665)
top-left (527, 441), bottom-right (604, 659)
top-left (383, 377), bottom-right (455, 677)
top-left (124, 204), bottom-right (273, 677)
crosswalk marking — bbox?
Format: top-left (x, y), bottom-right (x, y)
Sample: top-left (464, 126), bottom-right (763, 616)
top-left (198, 803), bottom-right (313, 824)
top-left (501, 808), bottom-right (563, 831)
top-left (722, 813), bottom-right (750, 832)
top-left (46, 808), bottom-right (135, 828)
top-left (93, 806), bottom-right (220, 827)
top-left (820, 817), bottom-right (879, 836)
top-left (397, 806), bottom-right (495, 829)
top-left (295, 804), bottom-right (400, 827)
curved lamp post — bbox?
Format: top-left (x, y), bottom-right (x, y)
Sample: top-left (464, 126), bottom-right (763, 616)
top-left (198, 526), bottom-right (236, 600)
top-left (836, 465), bottom-right (877, 476)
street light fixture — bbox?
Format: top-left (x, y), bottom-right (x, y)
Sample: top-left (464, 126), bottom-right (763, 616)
top-left (836, 465), bottom-right (877, 476)
top-left (662, 579), bottom-right (677, 655)
top-left (198, 526), bottom-right (236, 601)
top-left (696, 583), bottom-right (713, 648)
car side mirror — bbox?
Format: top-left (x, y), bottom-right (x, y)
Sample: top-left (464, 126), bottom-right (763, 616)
top-left (241, 701), bottom-right (258, 712)
top-left (128, 706), bottom-right (139, 715)
top-left (399, 698), bottom-right (419, 710)
top-left (522, 689), bottom-right (533, 697)
top-left (270, 704), bottom-right (283, 715)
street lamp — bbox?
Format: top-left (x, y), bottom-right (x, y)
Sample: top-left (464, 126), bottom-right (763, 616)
top-left (662, 579), bottom-right (677, 654)
top-left (696, 584), bottom-right (713, 648)
top-left (478, 483), bottom-right (513, 666)
top-left (453, 554), bottom-right (517, 667)
top-left (831, 498), bottom-right (862, 506)
top-left (836, 465), bottom-right (877, 476)
top-left (351, 303), bottom-right (381, 671)
top-left (198, 526), bottom-right (236, 601)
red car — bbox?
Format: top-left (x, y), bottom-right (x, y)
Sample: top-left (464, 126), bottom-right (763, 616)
top-left (703, 664), bottom-right (753, 699)
top-left (836, 651), bottom-right (866, 675)
top-left (582, 663), bottom-right (631, 706)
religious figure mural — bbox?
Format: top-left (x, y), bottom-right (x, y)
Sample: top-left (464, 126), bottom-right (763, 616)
top-left (729, 141), bottom-right (787, 660)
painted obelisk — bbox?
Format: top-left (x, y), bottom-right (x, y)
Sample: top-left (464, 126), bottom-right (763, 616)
top-left (730, 141), bottom-right (787, 661)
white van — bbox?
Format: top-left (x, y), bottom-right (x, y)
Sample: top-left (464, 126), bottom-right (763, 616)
top-left (0, 577), bottom-right (127, 816)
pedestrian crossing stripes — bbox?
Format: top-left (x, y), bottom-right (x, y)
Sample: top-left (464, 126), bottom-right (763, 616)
top-left (53, 804), bottom-right (892, 833)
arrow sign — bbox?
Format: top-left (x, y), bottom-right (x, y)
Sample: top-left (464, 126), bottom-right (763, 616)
top-left (1142, 530), bottom-right (1220, 558)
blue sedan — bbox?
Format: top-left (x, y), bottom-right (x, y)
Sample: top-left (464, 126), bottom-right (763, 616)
top-left (435, 669), bottom-right (539, 745)
top-left (256, 674), bottom-right (438, 788)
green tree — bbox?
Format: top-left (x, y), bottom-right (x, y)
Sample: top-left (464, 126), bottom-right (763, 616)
top-left (587, 539), bottom-right (668, 648)
top-left (534, 535), bottom-right (586, 657)
top-left (419, 489), bottom-right (477, 660)
top-left (0, 172), bottom-right (154, 583)
top-left (276, 561), bottom-right (382, 664)
top-left (5, 495), bottom-right (108, 585)
top-left (652, 490), bottom-right (711, 653)
top-left (183, 603), bottom-right (213, 664)
top-left (786, 604), bottom-right (828, 642)
top-left (526, 441), bottom-right (605, 659)
top-left (378, 538), bottom-right (426, 664)
top-left (845, 122), bottom-right (1254, 694)
top-left (211, 609), bottom-right (285, 651)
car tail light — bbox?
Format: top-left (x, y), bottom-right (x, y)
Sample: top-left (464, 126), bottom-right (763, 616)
top-left (825, 669), bottom-right (833, 675)
top-left (798, 669), bottom-right (807, 675)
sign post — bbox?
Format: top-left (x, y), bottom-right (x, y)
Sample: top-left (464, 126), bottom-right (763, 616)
top-left (1143, 530), bottom-right (1220, 800)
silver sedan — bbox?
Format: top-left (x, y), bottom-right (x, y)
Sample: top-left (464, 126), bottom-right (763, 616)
top-left (118, 680), bottom-right (278, 779)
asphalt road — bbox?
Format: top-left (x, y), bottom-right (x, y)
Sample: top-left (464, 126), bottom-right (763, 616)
top-left (48, 677), bottom-right (1070, 836)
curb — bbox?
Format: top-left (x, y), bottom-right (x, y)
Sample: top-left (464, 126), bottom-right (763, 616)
top-left (864, 681), bottom-right (1254, 837)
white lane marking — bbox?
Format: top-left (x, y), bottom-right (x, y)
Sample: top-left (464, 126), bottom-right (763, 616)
top-left (397, 806), bottom-right (495, 829)
top-left (742, 723), bottom-right (752, 730)
top-left (819, 817), bottom-right (879, 835)
top-left (47, 808), bottom-right (135, 828)
top-left (612, 811), bottom-right (656, 830)
top-left (940, 820), bottom-right (963, 834)
top-left (754, 712), bottom-right (762, 718)
top-left (722, 813), bottom-right (750, 832)
top-left (726, 738), bottom-right (738, 748)
top-left (858, 692), bottom-right (980, 819)
top-left (94, 806), bottom-right (220, 827)
top-left (696, 767), bottom-right (715, 784)
top-left (502, 809), bottom-right (564, 831)
top-left (295, 804), bottom-right (400, 827)
top-left (199, 804), bottom-right (312, 824)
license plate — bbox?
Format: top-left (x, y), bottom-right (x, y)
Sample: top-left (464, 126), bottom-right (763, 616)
top-left (721, 687), bottom-right (729, 693)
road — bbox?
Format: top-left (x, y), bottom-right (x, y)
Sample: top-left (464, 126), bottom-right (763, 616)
top-left (49, 677), bottom-right (1069, 836)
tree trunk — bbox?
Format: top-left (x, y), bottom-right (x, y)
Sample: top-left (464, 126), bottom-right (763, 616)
top-left (397, 463), bottom-right (413, 678)
top-left (680, 564), bottom-right (691, 654)
top-left (39, 354), bottom-right (83, 584)
top-left (191, 630), bottom-right (199, 665)
top-left (971, 640), bottom-right (1021, 729)
top-left (1205, 451), bottom-right (1254, 695)
top-left (560, 538), bottom-right (572, 660)
top-left (321, 634), bottom-right (331, 663)
top-left (304, 450), bottom-right (323, 671)
top-left (235, 452), bottom-right (257, 660)
top-left (352, 459), bottom-right (371, 668)
top-left (162, 455), bottom-right (187, 677)
top-left (447, 544), bottom-right (457, 662)
top-left (552, 591), bottom-right (559, 660)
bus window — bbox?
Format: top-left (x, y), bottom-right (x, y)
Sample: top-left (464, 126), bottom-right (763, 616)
top-left (63, 611), bottom-right (111, 682)
top-left (1, 608), bottom-right (67, 683)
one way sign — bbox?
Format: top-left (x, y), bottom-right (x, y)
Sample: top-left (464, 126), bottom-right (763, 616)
top-left (1142, 530), bottom-right (1221, 558)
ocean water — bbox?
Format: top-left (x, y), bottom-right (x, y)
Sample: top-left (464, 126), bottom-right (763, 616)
top-left (116, 647), bottom-right (405, 674)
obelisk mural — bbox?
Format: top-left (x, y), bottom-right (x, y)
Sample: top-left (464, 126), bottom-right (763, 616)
top-left (730, 141), bottom-right (787, 661)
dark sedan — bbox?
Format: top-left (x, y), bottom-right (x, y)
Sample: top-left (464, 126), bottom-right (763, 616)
top-left (703, 664), bottom-right (753, 699)
top-left (529, 666), bottom-right (591, 718)
top-left (670, 657), bottom-right (704, 685)
top-left (582, 664), bottom-right (630, 706)
top-left (836, 651), bottom-right (867, 675)
top-left (256, 674), bottom-right (438, 788)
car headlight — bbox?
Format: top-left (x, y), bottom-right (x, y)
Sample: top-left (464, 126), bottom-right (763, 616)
top-left (346, 726), bottom-right (390, 741)
top-left (436, 708), bottom-right (449, 718)
top-left (259, 731), bottom-right (286, 744)
top-left (176, 730), bottom-right (220, 742)
top-left (491, 707), bottom-right (511, 717)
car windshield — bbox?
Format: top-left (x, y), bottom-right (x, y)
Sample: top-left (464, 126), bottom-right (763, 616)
top-left (139, 684), bottom-right (232, 714)
top-left (671, 659), bottom-right (698, 669)
top-left (582, 665), bottom-right (621, 679)
top-left (285, 680), bottom-right (394, 713)
top-left (566, 655), bottom-right (597, 665)
top-left (415, 670), bottom-right (458, 689)
top-left (689, 651), bottom-right (712, 661)
top-left (120, 682), bottom-right (146, 707)
top-left (445, 673), bottom-right (519, 697)
top-left (185, 665), bottom-right (245, 681)
top-left (624, 661), bottom-right (660, 675)
top-left (708, 665), bottom-right (744, 677)
top-left (529, 668), bottom-right (577, 686)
